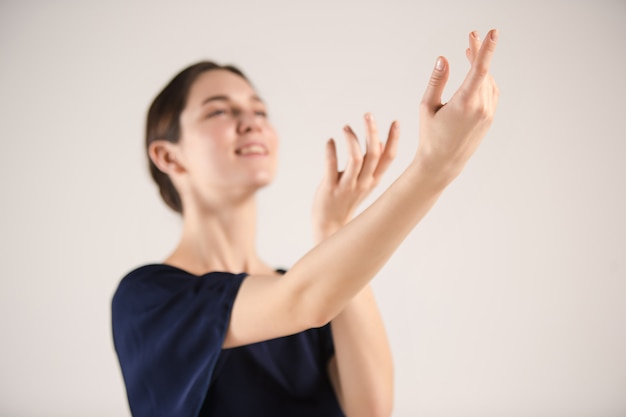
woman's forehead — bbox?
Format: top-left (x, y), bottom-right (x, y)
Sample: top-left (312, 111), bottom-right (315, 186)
top-left (187, 70), bottom-right (258, 106)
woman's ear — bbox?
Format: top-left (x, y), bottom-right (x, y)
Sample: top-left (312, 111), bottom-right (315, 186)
top-left (148, 140), bottom-right (185, 175)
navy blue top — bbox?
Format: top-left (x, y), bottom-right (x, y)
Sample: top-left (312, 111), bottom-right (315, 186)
top-left (111, 264), bottom-right (344, 417)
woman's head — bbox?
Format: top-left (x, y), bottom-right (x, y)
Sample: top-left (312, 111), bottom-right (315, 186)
top-left (146, 61), bottom-right (278, 213)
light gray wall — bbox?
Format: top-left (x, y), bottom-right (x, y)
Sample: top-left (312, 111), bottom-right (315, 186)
top-left (1, 0), bottom-right (625, 416)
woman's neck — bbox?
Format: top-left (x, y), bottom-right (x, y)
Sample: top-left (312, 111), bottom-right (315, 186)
top-left (165, 196), bottom-right (274, 276)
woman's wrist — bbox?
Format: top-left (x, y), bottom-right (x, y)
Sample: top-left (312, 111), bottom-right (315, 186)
top-left (313, 222), bottom-right (343, 244)
top-left (407, 152), bottom-right (458, 195)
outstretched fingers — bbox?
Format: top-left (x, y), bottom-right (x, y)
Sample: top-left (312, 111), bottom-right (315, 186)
top-left (466, 30), bottom-right (482, 63)
top-left (323, 138), bottom-right (339, 183)
top-left (339, 125), bottom-right (364, 187)
top-left (460, 29), bottom-right (498, 96)
top-left (414, 29), bottom-right (500, 182)
top-left (373, 121), bottom-right (399, 180)
top-left (359, 113), bottom-right (382, 181)
top-left (336, 116), bottom-right (399, 190)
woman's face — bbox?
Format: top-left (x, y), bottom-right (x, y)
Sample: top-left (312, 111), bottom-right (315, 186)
top-left (176, 69), bottom-right (279, 202)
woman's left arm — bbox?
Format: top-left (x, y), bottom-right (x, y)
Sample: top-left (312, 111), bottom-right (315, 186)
top-left (312, 114), bottom-right (398, 417)
top-left (327, 285), bottom-right (394, 417)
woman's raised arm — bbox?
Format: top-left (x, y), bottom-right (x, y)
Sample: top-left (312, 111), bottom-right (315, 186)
top-left (224, 29), bottom-right (499, 349)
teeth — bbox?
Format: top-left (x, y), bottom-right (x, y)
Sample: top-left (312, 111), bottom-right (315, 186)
top-left (238, 144), bottom-right (266, 155)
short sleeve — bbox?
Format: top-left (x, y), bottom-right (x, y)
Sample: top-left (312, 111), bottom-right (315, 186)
top-left (320, 322), bottom-right (335, 364)
top-left (111, 265), bottom-right (246, 417)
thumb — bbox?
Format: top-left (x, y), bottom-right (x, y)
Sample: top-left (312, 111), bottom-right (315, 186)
top-left (421, 56), bottom-right (449, 113)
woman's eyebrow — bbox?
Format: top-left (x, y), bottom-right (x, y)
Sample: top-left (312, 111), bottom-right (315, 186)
top-left (201, 94), bottom-right (264, 106)
top-left (201, 95), bottom-right (229, 106)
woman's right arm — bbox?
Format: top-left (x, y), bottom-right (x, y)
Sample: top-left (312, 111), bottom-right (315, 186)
top-left (224, 29), bottom-right (500, 348)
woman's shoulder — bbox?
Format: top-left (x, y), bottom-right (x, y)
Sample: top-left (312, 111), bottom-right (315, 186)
top-left (122, 263), bottom-right (186, 280)
top-left (112, 264), bottom-right (246, 309)
top-left (119, 263), bottom-right (245, 285)
top-left (112, 264), bottom-right (180, 311)
top-left (116, 263), bottom-right (189, 292)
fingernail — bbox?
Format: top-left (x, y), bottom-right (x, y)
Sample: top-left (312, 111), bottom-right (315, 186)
top-left (491, 29), bottom-right (498, 41)
top-left (435, 57), bottom-right (445, 71)
top-left (365, 112), bottom-right (372, 121)
top-left (471, 31), bottom-right (479, 40)
top-left (343, 125), bottom-right (350, 132)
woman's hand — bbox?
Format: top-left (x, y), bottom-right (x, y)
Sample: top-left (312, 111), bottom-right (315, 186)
top-left (312, 114), bottom-right (399, 243)
top-left (416, 29), bottom-right (500, 185)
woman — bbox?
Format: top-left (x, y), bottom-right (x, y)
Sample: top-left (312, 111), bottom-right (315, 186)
top-left (112, 29), bottom-right (499, 417)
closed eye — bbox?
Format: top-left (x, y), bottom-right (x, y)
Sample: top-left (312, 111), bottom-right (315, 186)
top-left (206, 109), bottom-right (227, 118)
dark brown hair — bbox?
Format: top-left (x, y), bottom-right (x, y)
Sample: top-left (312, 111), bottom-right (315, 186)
top-left (145, 61), bottom-right (249, 213)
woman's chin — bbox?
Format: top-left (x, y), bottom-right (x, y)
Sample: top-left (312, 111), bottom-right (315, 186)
top-left (251, 175), bottom-right (274, 190)
top-left (249, 169), bottom-right (276, 188)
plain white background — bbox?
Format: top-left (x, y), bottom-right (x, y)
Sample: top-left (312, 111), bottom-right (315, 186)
top-left (1, 0), bottom-right (625, 416)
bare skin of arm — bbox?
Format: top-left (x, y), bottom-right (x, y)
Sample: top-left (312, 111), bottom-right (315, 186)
top-left (224, 28), bottom-right (500, 380)
top-left (321, 31), bottom-right (496, 417)
top-left (313, 115), bottom-right (398, 417)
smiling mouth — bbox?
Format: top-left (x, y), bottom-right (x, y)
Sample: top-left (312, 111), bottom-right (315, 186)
top-left (236, 144), bottom-right (268, 156)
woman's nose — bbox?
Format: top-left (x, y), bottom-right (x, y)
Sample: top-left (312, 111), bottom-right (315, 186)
top-left (237, 111), bottom-right (262, 134)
